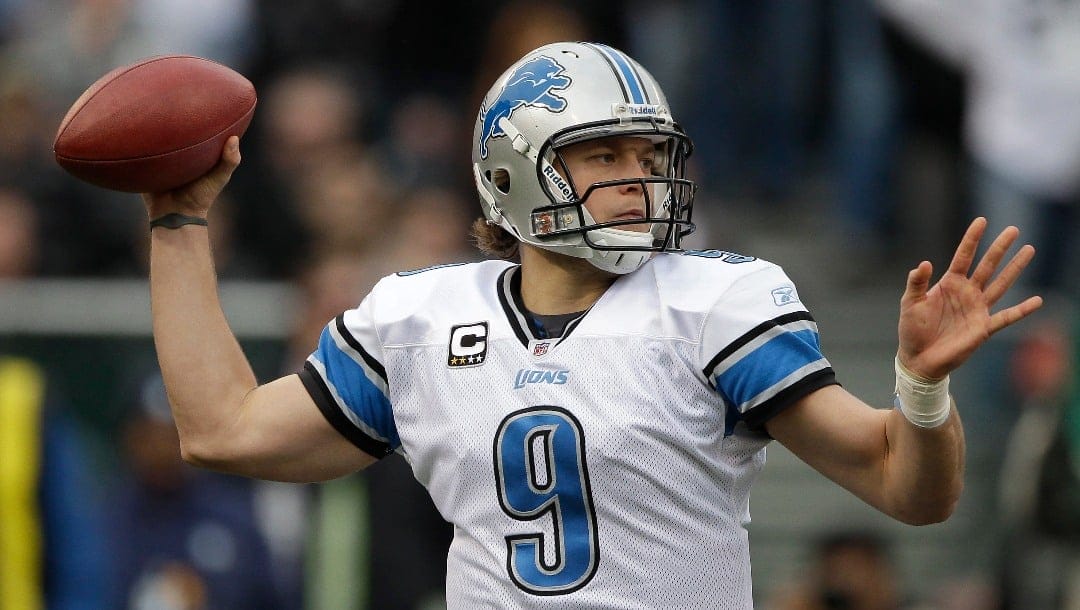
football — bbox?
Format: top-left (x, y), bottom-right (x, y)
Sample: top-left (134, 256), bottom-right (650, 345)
top-left (53, 55), bottom-right (257, 193)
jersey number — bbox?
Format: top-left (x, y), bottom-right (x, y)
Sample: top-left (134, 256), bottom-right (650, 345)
top-left (493, 406), bottom-right (599, 595)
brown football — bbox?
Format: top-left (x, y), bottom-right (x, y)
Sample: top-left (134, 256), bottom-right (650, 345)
top-left (53, 55), bottom-right (256, 193)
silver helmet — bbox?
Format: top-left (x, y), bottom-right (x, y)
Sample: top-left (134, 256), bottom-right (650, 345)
top-left (472, 41), bottom-right (697, 274)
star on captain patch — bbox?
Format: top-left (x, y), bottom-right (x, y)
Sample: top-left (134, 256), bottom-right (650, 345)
top-left (447, 322), bottom-right (489, 368)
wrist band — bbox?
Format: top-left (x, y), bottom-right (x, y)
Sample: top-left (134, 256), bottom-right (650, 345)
top-left (149, 213), bottom-right (208, 231)
top-left (894, 355), bottom-right (951, 428)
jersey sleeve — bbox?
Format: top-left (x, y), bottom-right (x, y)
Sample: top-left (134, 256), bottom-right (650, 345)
top-left (297, 292), bottom-right (400, 458)
top-left (700, 265), bottom-right (838, 433)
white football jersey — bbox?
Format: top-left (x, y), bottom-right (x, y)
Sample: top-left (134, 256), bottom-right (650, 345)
top-left (300, 252), bottom-right (837, 609)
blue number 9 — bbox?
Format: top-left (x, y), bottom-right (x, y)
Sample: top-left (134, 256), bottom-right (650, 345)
top-left (493, 406), bottom-right (599, 595)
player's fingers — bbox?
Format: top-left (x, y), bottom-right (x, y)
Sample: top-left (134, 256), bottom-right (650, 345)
top-left (205, 137), bottom-right (241, 185)
top-left (902, 261), bottom-right (933, 304)
top-left (984, 244), bottom-right (1036, 305)
top-left (219, 136), bottom-right (241, 171)
top-left (970, 225), bottom-right (1019, 288)
top-left (947, 217), bottom-right (987, 276)
top-left (989, 295), bottom-right (1044, 335)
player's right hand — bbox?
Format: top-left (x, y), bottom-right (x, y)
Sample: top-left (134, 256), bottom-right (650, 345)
top-left (142, 135), bottom-right (241, 220)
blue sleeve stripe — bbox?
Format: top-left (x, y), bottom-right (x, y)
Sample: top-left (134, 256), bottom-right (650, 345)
top-left (311, 328), bottom-right (400, 448)
top-left (713, 328), bottom-right (830, 411)
top-left (327, 322), bottom-right (388, 397)
top-left (740, 368), bottom-right (839, 432)
top-left (298, 363), bottom-right (395, 458)
top-left (703, 311), bottom-right (816, 379)
top-left (305, 355), bottom-right (400, 450)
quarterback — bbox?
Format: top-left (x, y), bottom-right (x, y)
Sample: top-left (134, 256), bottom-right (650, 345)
top-left (141, 43), bottom-right (1042, 608)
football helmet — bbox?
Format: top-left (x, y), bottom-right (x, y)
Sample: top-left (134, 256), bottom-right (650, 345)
top-left (472, 41), bottom-right (697, 274)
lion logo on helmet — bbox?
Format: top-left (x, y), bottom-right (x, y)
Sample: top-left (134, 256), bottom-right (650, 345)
top-left (478, 55), bottom-right (571, 160)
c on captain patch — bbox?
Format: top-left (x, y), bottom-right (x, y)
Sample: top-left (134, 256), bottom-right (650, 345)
top-left (448, 322), bottom-right (489, 368)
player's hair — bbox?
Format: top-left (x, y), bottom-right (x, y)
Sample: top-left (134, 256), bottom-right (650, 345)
top-left (470, 217), bottom-right (520, 260)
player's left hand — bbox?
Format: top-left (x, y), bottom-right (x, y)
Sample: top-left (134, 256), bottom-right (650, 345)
top-left (896, 217), bottom-right (1043, 380)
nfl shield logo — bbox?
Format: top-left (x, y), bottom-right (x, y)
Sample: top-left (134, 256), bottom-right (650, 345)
top-left (533, 342), bottom-right (550, 357)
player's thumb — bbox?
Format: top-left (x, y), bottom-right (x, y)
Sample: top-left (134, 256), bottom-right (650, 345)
top-left (195, 137), bottom-right (241, 198)
top-left (902, 261), bottom-right (933, 302)
top-left (211, 136), bottom-right (242, 181)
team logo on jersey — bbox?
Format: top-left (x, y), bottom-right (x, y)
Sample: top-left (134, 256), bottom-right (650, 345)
top-left (771, 285), bottom-right (800, 306)
top-left (683, 249), bottom-right (757, 264)
top-left (513, 369), bottom-right (569, 389)
top-left (448, 322), bottom-right (488, 368)
top-left (479, 55), bottom-right (570, 159)
top-left (532, 342), bottom-right (550, 357)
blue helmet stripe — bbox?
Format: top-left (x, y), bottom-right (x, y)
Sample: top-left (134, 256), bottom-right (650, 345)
top-left (591, 43), bottom-right (646, 104)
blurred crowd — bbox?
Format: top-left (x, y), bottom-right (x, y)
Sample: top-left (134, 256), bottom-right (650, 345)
top-left (1, 0), bottom-right (1078, 608)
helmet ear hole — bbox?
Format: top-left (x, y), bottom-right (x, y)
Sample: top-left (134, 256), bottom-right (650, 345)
top-left (491, 168), bottom-right (511, 194)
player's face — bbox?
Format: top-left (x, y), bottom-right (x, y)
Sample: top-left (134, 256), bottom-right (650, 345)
top-left (557, 136), bottom-right (658, 233)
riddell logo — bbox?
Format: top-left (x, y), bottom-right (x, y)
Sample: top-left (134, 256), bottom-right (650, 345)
top-left (448, 322), bottom-right (488, 368)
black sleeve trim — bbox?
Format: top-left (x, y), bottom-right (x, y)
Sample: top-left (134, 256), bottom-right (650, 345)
top-left (741, 368), bottom-right (839, 433)
top-left (334, 314), bottom-right (388, 384)
top-left (298, 364), bottom-right (394, 459)
top-left (703, 311), bottom-right (816, 379)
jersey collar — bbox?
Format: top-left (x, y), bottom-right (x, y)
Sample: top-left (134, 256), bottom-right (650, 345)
top-left (496, 265), bottom-right (591, 349)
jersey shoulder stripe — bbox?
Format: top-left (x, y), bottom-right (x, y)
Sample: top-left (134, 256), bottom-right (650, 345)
top-left (299, 363), bottom-right (394, 457)
top-left (332, 313), bottom-right (387, 382)
top-left (658, 254), bottom-right (838, 431)
top-left (303, 314), bottom-right (399, 457)
top-left (706, 310), bottom-right (837, 430)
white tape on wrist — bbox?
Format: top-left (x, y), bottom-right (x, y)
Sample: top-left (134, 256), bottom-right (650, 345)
top-left (893, 355), bottom-right (951, 428)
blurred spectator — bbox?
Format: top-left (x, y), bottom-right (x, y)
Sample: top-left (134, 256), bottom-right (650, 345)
top-left (826, 0), bottom-right (903, 264)
top-left (766, 530), bottom-right (909, 610)
top-left (291, 146), bottom-right (397, 263)
top-left (249, 0), bottom-right (395, 88)
top-left (0, 187), bottom-right (40, 277)
top-left (382, 186), bottom-right (478, 272)
top-left (877, 0), bottom-right (1080, 302)
top-left (106, 371), bottom-right (285, 610)
top-left (625, 0), bottom-right (817, 205)
top-left (229, 62), bottom-right (373, 277)
top-left (0, 62), bottom-right (131, 277)
top-left (0, 356), bottom-right (108, 610)
top-left (1, 0), bottom-right (257, 278)
top-left (627, 1), bottom-right (902, 277)
top-left (0, 64), bottom-right (55, 196)
top-left (996, 316), bottom-right (1079, 609)
top-left (469, 0), bottom-right (590, 114)
top-left (375, 91), bottom-right (469, 193)
top-left (122, 0), bottom-right (256, 70)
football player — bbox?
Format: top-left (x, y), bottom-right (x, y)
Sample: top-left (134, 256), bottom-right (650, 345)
top-left (141, 42), bottom-right (1042, 608)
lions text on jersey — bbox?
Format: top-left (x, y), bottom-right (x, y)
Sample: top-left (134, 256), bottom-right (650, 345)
top-left (299, 253), bottom-right (837, 609)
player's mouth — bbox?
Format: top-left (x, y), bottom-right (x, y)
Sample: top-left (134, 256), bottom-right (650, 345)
top-left (611, 211), bottom-right (649, 231)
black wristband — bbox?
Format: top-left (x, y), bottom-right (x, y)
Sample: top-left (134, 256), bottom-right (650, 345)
top-left (149, 213), bottom-right (208, 231)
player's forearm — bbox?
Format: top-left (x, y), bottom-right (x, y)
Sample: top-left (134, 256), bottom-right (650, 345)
top-left (881, 403), bottom-right (965, 525)
top-left (149, 225), bottom-right (259, 463)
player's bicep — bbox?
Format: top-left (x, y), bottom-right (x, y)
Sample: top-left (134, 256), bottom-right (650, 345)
top-left (224, 374), bottom-right (378, 482)
top-left (765, 385), bottom-right (891, 511)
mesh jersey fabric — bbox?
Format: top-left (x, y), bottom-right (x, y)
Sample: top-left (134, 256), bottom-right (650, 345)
top-left (301, 252), bottom-right (837, 609)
